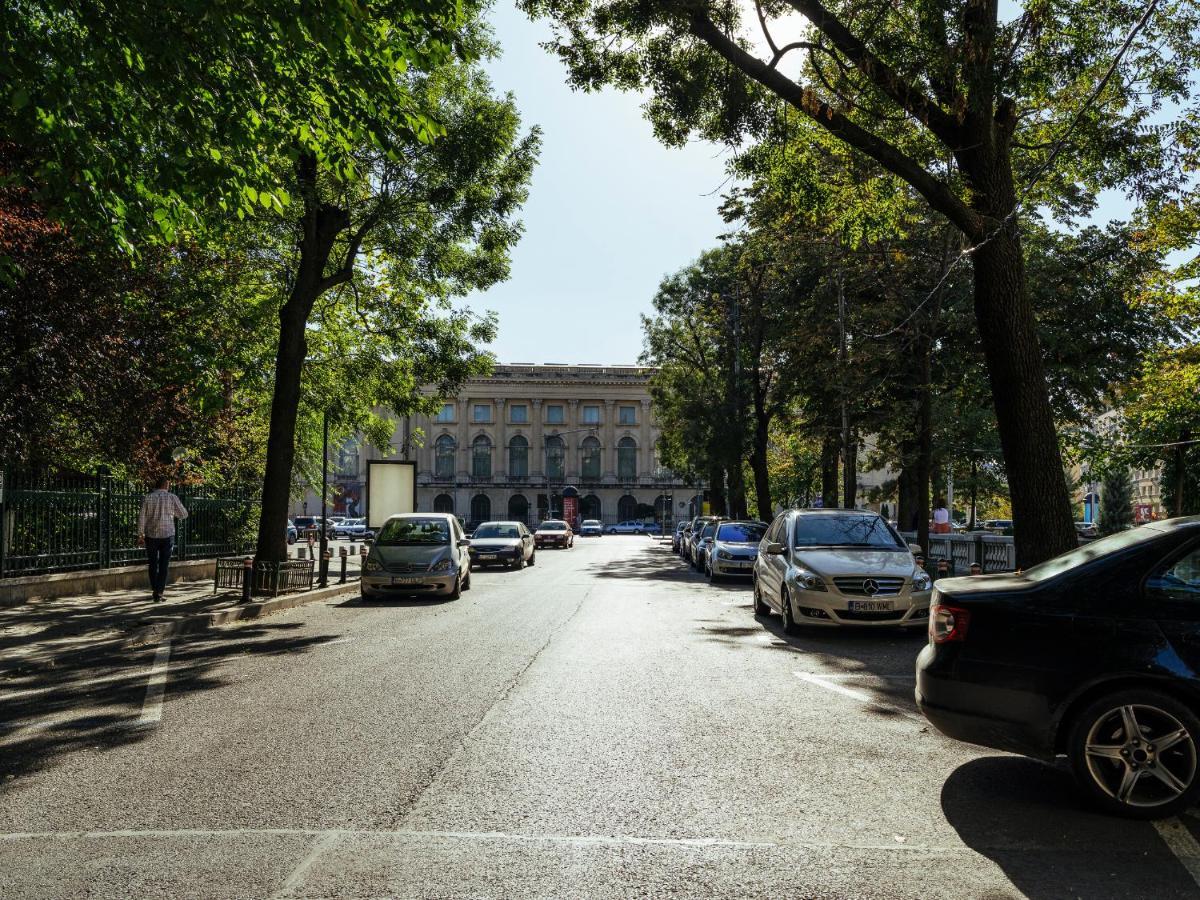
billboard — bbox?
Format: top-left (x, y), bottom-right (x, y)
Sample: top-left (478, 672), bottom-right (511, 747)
top-left (365, 461), bottom-right (417, 529)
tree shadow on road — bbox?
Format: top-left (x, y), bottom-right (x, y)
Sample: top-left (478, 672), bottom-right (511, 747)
top-left (0, 621), bottom-right (342, 784)
top-left (941, 756), bottom-right (1199, 898)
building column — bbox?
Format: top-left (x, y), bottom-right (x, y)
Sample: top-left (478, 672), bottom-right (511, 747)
top-left (496, 399), bottom-right (507, 480)
top-left (531, 399), bottom-right (544, 477)
top-left (603, 400), bottom-right (616, 479)
top-left (566, 399), bottom-right (580, 478)
top-left (456, 397), bottom-right (470, 478)
top-left (640, 398), bottom-right (653, 479)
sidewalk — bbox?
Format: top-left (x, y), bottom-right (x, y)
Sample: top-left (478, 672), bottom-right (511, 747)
top-left (0, 554), bottom-right (364, 674)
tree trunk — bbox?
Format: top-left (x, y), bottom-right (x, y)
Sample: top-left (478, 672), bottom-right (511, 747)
top-left (970, 227), bottom-right (1076, 567)
top-left (728, 463), bottom-right (748, 519)
top-left (897, 440), bottom-right (918, 531)
top-left (708, 466), bottom-right (727, 516)
top-left (915, 340), bottom-right (932, 557)
top-left (750, 414), bottom-right (772, 521)
top-left (842, 438), bottom-right (857, 509)
top-left (820, 433), bottom-right (839, 509)
top-left (254, 154), bottom-right (350, 564)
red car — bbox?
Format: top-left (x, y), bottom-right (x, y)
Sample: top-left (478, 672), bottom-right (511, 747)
top-left (534, 520), bottom-right (575, 549)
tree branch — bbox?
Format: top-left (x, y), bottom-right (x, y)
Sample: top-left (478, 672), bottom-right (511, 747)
top-left (781, 0), bottom-right (963, 142)
top-left (687, 13), bottom-right (985, 240)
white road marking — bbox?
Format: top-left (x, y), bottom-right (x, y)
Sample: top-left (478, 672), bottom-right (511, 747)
top-left (133, 642), bottom-right (172, 727)
top-left (1154, 817), bottom-right (1200, 889)
top-left (794, 672), bottom-right (873, 702)
top-left (273, 830), bottom-right (340, 899)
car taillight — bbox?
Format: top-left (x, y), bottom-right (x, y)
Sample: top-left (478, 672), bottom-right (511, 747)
top-left (930, 601), bottom-right (970, 643)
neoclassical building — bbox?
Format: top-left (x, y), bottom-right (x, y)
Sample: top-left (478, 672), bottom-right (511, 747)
top-left (303, 364), bottom-right (693, 527)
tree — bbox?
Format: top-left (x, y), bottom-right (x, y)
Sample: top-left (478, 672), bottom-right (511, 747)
top-left (2, 0), bottom-right (462, 250)
top-left (253, 62), bottom-right (539, 562)
top-left (521, 0), bottom-right (1200, 565)
top-left (1100, 467), bottom-right (1134, 535)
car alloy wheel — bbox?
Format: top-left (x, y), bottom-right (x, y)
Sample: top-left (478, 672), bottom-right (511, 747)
top-left (1069, 689), bottom-right (1200, 818)
top-left (780, 587), bottom-right (800, 636)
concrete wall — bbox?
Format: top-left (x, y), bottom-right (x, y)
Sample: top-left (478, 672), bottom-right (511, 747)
top-left (0, 558), bottom-right (216, 605)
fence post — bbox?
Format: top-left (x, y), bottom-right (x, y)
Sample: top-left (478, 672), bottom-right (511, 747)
top-left (974, 534), bottom-right (985, 572)
top-left (241, 556), bottom-right (253, 604)
top-left (97, 467), bottom-right (111, 570)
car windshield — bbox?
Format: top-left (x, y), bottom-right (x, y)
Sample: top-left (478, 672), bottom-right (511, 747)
top-left (375, 517), bottom-right (450, 545)
top-left (1022, 526), bottom-right (1161, 582)
top-left (539, 522), bottom-right (567, 531)
top-left (474, 523), bottom-right (520, 539)
top-left (792, 514), bottom-right (905, 549)
top-left (718, 523), bottom-right (766, 543)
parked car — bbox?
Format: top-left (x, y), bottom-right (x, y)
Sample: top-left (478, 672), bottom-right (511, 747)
top-left (292, 516), bottom-right (322, 539)
top-left (917, 516), bottom-right (1200, 818)
top-left (334, 517), bottom-right (375, 540)
top-left (752, 508), bottom-right (932, 631)
top-left (360, 513), bottom-right (471, 601)
top-left (287, 520), bottom-right (298, 545)
top-left (672, 521), bottom-right (689, 553)
top-left (690, 520), bottom-right (721, 570)
top-left (686, 516), bottom-right (721, 569)
top-left (606, 520), bottom-right (647, 535)
top-left (704, 520), bottom-right (768, 581)
top-left (578, 519), bottom-right (604, 537)
top-left (1075, 521), bottom-right (1099, 539)
top-left (534, 520), bottom-right (574, 549)
top-left (470, 521), bottom-right (536, 569)
top-left (982, 519), bottom-right (1014, 535)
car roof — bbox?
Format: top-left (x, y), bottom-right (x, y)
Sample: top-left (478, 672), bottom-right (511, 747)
top-left (385, 513), bottom-right (453, 521)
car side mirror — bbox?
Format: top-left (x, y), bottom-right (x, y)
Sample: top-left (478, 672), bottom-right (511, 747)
top-left (765, 542), bottom-right (786, 555)
top-left (457, 539), bottom-right (471, 548)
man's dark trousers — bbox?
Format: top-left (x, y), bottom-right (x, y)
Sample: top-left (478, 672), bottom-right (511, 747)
top-left (146, 536), bottom-right (174, 597)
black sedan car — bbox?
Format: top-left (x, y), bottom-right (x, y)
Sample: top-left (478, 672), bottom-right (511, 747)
top-left (468, 521), bottom-right (536, 570)
top-left (917, 517), bottom-right (1200, 818)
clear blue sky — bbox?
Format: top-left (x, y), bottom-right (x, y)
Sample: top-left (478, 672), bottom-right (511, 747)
top-left (473, 1), bottom-right (732, 366)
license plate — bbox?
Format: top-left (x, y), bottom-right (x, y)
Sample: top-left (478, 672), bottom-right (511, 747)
top-left (849, 600), bottom-right (893, 612)
top-left (479, 554), bottom-right (496, 561)
top-left (727, 561), bottom-right (751, 568)
top-left (391, 576), bottom-right (423, 585)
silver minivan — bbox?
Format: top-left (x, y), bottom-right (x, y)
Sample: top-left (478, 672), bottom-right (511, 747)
top-left (361, 513), bottom-right (471, 601)
top-left (752, 509), bottom-right (932, 631)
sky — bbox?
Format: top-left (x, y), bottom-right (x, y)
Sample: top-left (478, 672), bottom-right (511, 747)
top-left (472, 1), bottom-right (732, 366)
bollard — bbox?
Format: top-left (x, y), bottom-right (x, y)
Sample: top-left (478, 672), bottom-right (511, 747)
top-left (320, 549), bottom-right (331, 588)
top-left (339, 546), bottom-right (348, 584)
top-left (350, 543), bottom-right (357, 556)
top-left (241, 556), bottom-right (253, 604)
top-left (360, 545), bottom-right (368, 579)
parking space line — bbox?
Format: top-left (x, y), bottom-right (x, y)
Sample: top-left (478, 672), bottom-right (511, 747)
top-left (794, 672), bottom-right (873, 702)
top-left (1153, 818), bottom-right (1200, 889)
top-left (133, 641), bottom-right (172, 728)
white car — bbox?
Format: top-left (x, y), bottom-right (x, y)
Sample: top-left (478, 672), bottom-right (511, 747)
top-left (606, 520), bottom-right (646, 535)
top-left (752, 509), bottom-right (932, 631)
top-left (334, 517), bottom-right (374, 540)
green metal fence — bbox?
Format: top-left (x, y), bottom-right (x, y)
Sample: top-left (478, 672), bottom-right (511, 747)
top-left (0, 470), bottom-right (259, 578)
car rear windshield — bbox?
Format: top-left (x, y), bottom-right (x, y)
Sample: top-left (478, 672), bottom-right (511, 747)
top-left (475, 523), bottom-right (520, 539)
top-left (376, 517), bottom-right (450, 545)
top-left (539, 522), bottom-right (567, 531)
top-left (582, 520), bottom-right (601, 526)
top-left (1021, 526), bottom-right (1162, 582)
top-left (718, 523), bottom-right (766, 543)
top-left (792, 514), bottom-right (905, 549)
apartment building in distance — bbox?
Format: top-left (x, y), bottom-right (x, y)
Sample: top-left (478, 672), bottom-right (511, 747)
top-left (299, 364), bottom-right (695, 527)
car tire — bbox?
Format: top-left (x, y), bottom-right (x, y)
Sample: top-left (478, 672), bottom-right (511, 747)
top-left (449, 575), bottom-right (462, 600)
top-left (1067, 688), bottom-right (1200, 819)
top-left (360, 590), bottom-right (375, 604)
top-left (780, 587), bottom-right (800, 636)
top-left (462, 570), bottom-right (471, 592)
top-left (512, 555), bottom-right (525, 570)
top-left (752, 577), bottom-right (770, 616)
top-left (705, 560), bottom-right (719, 582)
top-left (529, 551), bottom-right (536, 567)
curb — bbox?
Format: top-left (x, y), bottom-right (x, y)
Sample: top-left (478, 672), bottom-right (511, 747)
top-left (121, 580), bottom-right (361, 647)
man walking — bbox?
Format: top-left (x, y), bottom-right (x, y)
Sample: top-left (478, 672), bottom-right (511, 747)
top-left (138, 476), bottom-right (188, 602)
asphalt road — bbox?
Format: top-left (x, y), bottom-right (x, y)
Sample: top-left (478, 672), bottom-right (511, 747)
top-left (3, 536), bottom-right (1200, 898)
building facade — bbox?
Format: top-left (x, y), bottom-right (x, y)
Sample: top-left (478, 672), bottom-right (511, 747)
top-left (297, 364), bottom-right (693, 528)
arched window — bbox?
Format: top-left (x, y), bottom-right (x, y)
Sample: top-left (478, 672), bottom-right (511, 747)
top-left (580, 436), bottom-right (601, 480)
top-left (470, 494), bottom-right (491, 525)
top-left (435, 435), bottom-right (456, 479)
top-left (509, 435), bottom-right (528, 478)
top-left (618, 495), bottom-right (638, 522)
top-left (508, 494), bottom-right (529, 523)
top-left (654, 494), bottom-right (669, 522)
top-left (617, 437), bottom-right (637, 480)
top-left (433, 493), bottom-right (454, 514)
top-left (545, 435), bottom-right (565, 480)
top-left (472, 435), bottom-right (492, 478)
top-left (581, 494), bottom-right (601, 521)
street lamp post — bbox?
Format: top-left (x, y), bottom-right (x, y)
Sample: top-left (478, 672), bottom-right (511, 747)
top-left (319, 409), bottom-right (329, 588)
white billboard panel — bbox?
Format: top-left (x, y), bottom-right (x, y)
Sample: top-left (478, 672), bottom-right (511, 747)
top-left (365, 461), bottom-right (417, 529)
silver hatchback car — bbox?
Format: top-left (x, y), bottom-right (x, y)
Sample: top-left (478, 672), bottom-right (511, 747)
top-left (361, 513), bottom-right (471, 601)
top-left (752, 509), bottom-right (932, 630)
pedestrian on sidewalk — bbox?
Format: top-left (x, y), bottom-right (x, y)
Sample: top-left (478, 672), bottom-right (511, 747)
top-left (931, 497), bottom-right (952, 535)
top-left (137, 476), bottom-right (189, 603)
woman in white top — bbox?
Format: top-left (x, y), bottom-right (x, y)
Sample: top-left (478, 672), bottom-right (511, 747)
top-left (932, 498), bottom-right (951, 534)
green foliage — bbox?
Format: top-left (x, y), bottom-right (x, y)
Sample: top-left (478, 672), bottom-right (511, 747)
top-left (1, 0), bottom-right (466, 251)
top-left (1100, 467), bottom-right (1134, 535)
